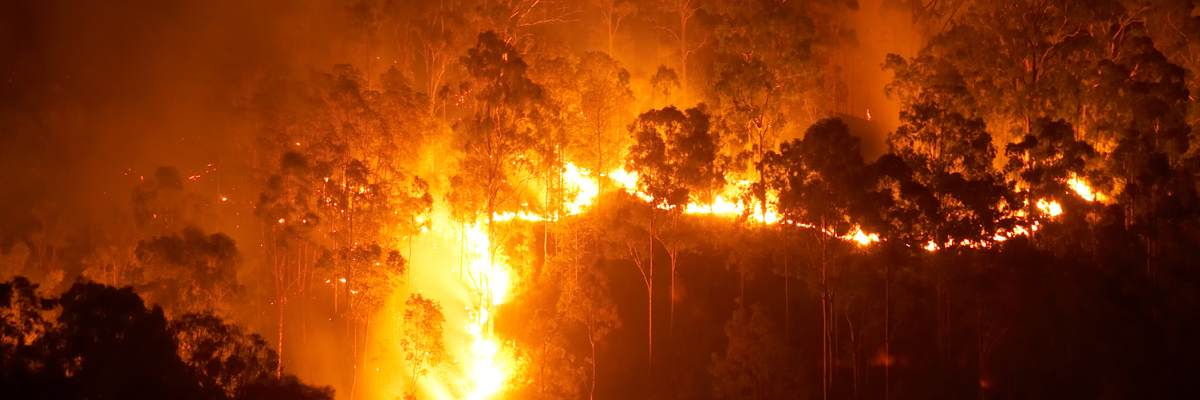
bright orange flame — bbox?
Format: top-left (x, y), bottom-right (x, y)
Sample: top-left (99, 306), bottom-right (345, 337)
top-left (1068, 174), bottom-right (1106, 203)
top-left (846, 227), bottom-right (880, 246)
top-left (681, 181), bottom-right (781, 224)
top-left (1036, 198), bottom-right (1063, 218)
top-left (457, 221), bottom-right (513, 400)
top-left (562, 162), bottom-right (599, 216)
top-left (392, 160), bottom-right (1101, 399)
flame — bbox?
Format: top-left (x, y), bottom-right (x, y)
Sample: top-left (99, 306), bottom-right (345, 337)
top-left (562, 163), bottom-right (600, 216)
top-left (1036, 198), bottom-right (1063, 218)
top-left (846, 227), bottom-right (880, 246)
top-left (1068, 174), bottom-right (1106, 203)
top-left (465, 309), bottom-right (506, 400)
top-left (382, 160), bottom-right (1104, 399)
top-left (492, 210), bottom-right (547, 223)
top-left (681, 184), bottom-right (781, 224)
top-left (457, 221), bottom-right (513, 400)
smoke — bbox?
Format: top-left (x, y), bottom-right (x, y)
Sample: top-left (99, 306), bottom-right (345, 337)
top-left (0, 1), bottom-right (933, 397)
top-left (0, 0), bottom-right (363, 391)
top-left (837, 0), bottom-right (923, 159)
top-left (0, 0), bottom-right (351, 275)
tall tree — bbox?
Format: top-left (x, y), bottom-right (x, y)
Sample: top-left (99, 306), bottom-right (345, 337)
top-left (552, 221), bottom-right (620, 400)
top-left (451, 31), bottom-right (547, 325)
top-left (654, 0), bottom-right (704, 102)
top-left (765, 117), bottom-right (865, 400)
top-left (626, 104), bottom-right (723, 367)
top-left (594, 0), bottom-right (637, 56)
top-left (710, 57), bottom-right (786, 220)
top-left (576, 52), bottom-right (636, 184)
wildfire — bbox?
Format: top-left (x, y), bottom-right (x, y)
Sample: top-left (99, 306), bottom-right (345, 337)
top-left (465, 309), bottom-right (505, 400)
top-left (847, 227), bottom-right (881, 246)
top-left (459, 221), bottom-right (513, 400)
top-left (1036, 198), bottom-right (1063, 217)
top-left (562, 163), bottom-right (599, 216)
top-left (388, 160), bottom-right (1102, 399)
top-left (1068, 174), bottom-right (1106, 203)
top-left (608, 166), bottom-right (658, 204)
top-left (681, 181), bottom-right (782, 224)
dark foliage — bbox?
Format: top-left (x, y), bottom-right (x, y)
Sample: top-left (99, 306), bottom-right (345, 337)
top-left (0, 279), bottom-right (332, 400)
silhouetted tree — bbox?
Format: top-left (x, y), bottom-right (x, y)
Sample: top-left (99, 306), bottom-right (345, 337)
top-left (135, 227), bottom-right (241, 316)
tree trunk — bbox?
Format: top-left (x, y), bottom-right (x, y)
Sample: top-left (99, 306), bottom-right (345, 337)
top-left (678, 9), bottom-right (688, 102)
top-left (820, 233), bottom-right (830, 400)
top-left (784, 249), bottom-right (790, 338)
top-left (276, 291), bottom-right (285, 379)
top-left (589, 326), bottom-right (598, 400)
top-left (669, 248), bottom-right (678, 335)
top-left (647, 211), bottom-right (655, 369)
top-left (885, 260), bottom-right (891, 400)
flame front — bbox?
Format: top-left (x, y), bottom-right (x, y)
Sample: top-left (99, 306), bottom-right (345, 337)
top-left (384, 161), bottom-right (1100, 400)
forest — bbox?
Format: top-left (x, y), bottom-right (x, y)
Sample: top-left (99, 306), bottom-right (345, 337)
top-left (2, 0), bottom-right (1200, 399)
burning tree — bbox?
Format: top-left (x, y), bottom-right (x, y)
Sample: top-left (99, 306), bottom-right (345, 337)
top-left (452, 30), bottom-right (547, 316)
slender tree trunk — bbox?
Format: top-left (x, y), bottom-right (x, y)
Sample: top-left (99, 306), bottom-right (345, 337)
top-left (885, 260), bottom-right (891, 400)
top-left (976, 296), bottom-right (984, 400)
top-left (847, 312), bottom-right (858, 399)
top-left (647, 211), bottom-right (655, 369)
top-left (669, 248), bottom-right (678, 335)
top-left (820, 233), bottom-right (829, 400)
top-left (679, 12), bottom-right (688, 102)
top-left (589, 326), bottom-right (598, 400)
top-left (784, 248), bottom-right (790, 338)
top-left (276, 290), bottom-right (285, 379)
top-left (350, 321), bottom-right (360, 400)
top-left (273, 239), bottom-right (286, 379)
